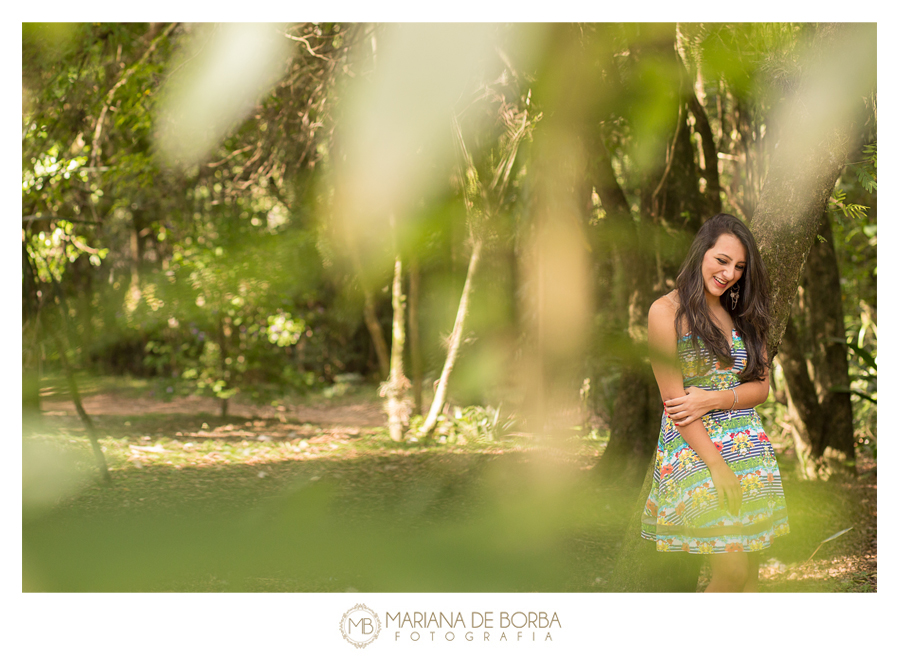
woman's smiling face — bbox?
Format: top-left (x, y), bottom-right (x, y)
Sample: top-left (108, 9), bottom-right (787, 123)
top-left (701, 233), bottom-right (746, 304)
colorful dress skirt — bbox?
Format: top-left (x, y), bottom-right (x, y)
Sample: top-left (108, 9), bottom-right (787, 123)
top-left (641, 329), bottom-right (790, 554)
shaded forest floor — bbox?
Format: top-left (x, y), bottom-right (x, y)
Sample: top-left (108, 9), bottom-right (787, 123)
top-left (24, 377), bottom-right (876, 593)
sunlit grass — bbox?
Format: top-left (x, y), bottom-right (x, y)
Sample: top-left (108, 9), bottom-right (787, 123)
top-left (39, 373), bottom-right (154, 400)
top-left (24, 381), bottom-right (873, 593)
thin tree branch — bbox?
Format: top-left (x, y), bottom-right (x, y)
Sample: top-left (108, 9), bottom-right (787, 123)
top-left (651, 100), bottom-right (685, 209)
top-left (31, 249), bottom-right (112, 484)
top-left (22, 215), bottom-right (101, 225)
top-left (206, 145), bottom-right (254, 168)
top-left (90, 22), bottom-right (178, 168)
top-left (282, 30), bottom-right (331, 61)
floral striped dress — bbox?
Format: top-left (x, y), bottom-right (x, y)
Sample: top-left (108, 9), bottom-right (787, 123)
top-left (641, 328), bottom-right (790, 554)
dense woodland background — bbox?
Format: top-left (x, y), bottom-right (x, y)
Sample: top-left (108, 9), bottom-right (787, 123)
top-left (22, 22), bottom-right (876, 593)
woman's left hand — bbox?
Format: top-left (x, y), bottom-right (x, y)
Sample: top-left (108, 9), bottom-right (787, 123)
top-left (664, 387), bottom-right (715, 426)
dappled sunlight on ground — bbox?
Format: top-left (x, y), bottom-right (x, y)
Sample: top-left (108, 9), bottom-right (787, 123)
top-left (25, 385), bottom-right (875, 593)
top-left (42, 390), bottom-right (388, 426)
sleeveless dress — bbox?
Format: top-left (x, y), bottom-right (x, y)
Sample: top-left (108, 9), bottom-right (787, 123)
top-left (641, 328), bottom-right (790, 554)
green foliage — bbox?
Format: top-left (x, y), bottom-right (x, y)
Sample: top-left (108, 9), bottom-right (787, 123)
top-left (22, 23), bottom-right (377, 401)
top-left (831, 141), bottom-right (876, 220)
top-left (22, 23), bottom-right (876, 473)
top-left (829, 189), bottom-right (869, 220)
top-left (682, 23), bottom-right (802, 103)
top-left (844, 339), bottom-right (877, 457)
top-left (855, 141), bottom-right (877, 193)
top-left (407, 405), bottom-right (516, 446)
top-left (828, 138), bottom-right (877, 453)
top-left (130, 224), bottom-right (338, 400)
top-left (25, 220), bottom-right (109, 282)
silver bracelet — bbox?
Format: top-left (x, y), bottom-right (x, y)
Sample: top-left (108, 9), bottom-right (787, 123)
top-left (729, 388), bottom-right (738, 411)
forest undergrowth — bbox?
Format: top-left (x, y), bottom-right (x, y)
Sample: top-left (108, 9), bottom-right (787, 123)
top-left (23, 377), bottom-right (876, 593)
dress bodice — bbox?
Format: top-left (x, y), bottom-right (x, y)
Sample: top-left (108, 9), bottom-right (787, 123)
top-left (678, 328), bottom-right (745, 391)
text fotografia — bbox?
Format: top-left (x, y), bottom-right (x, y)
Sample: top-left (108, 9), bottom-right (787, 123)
top-left (387, 611), bottom-right (561, 642)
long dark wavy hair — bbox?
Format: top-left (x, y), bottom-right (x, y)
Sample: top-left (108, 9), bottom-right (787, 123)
top-left (674, 214), bottom-right (771, 382)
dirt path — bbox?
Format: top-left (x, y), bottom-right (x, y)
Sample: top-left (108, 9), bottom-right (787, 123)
top-left (42, 392), bottom-right (387, 427)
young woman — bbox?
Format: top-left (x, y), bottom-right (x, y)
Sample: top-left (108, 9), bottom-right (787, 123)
top-left (640, 213), bottom-right (789, 592)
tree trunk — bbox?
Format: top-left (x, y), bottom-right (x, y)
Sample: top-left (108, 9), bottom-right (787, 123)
top-left (594, 24), bottom-right (704, 486)
top-left (687, 89), bottom-right (723, 218)
top-left (339, 208), bottom-right (391, 379)
top-left (361, 285), bottom-right (391, 380)
top-left (751, 24), bottom-right (874, 479)
top-left (125, 212), bottom-right (144, 315)
top-left (218, 314), bottom-right (229, 418)
top-left (44, 271), bottom-right (112, 485)
top-left (22, 317), bottom-right (42, 425)
top-left (408, 255), bottom-right (423, 415)
top-left (595, 363), bottom-right (663, 487)
top-left (752, 23), bottom-right (876, 357)
top-left (778, 318), bottom-right (825, 478)
top-left (418, 238), bottom-right (482, 436)
top-left (804, 215), bottom-right (856, 469)
top-left (414, 89), bottom-right (531, 437)
top-left (589, 140), bottom-right (664, 487)
top-left (381, 249), bottom-right (411, 441)
top-left (22, 242), bottom-right (43, 427)
top-left (777, 214), bottom-right (856, 479)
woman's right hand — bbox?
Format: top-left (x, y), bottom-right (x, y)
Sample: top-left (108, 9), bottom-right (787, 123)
top-left (709, 462), bottom-right (742, 517)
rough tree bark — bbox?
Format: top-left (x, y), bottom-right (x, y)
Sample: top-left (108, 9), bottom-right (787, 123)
top-left (777, 213), bottom-right (856, 478)
top-left (752, 24), bottom-right (875, 357)
top-left (687, 89), bottom-right (723, 218)
top-left (803, 216), bottom-right (856, 468)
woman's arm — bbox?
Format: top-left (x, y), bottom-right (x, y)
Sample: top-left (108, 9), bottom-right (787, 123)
top-left (663, 355), bottom-right (770, 427)
top-left (647, 298), bottom-right (741, 515)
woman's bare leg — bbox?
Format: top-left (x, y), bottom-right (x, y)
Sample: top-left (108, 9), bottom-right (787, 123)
top-left (742, 553), bottom-right (760, 592)
top-left (705, 552), bottom-right (751, 592)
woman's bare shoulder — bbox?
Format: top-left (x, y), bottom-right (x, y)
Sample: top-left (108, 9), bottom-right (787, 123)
top-left (648, 292), bottom-right (680, 348)
top-left (648, 292), bottom-right (680, 341)
top-left (649, 291), bottom-right (680, 318)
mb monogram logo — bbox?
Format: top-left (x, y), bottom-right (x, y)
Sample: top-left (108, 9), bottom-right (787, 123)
top-left (340, 604), bottom-right (382, 648)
